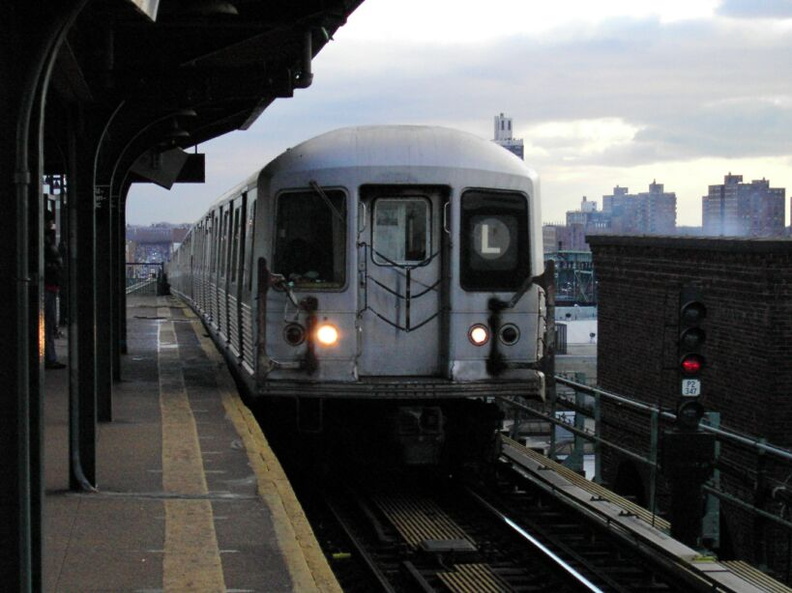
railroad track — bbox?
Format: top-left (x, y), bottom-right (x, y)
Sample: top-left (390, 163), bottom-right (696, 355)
top-left (320, 476), bottom-right (580, 592)
top-left (266, 425), bottom-right (786, 592)
top-left (308, 463), bottom-right (701, 593)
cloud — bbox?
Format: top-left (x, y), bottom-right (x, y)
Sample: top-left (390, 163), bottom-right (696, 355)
top-left (303, 17), bottom-right (792, 167)
top-left (717, 0), bottom-right (792, 18)
top-left (128, 8), bottom-right (792, 228)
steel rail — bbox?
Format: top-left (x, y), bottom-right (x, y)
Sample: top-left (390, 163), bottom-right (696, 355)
top-left (500, 437), bottom-right (780, 593)
top-left (323, 495), bottom-right (398, 593)
top-left (465, 488), bottom-right (606, 593)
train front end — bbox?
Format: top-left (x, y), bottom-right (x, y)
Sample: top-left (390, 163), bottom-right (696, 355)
top-left (255, 126), bottom-right (550, 466)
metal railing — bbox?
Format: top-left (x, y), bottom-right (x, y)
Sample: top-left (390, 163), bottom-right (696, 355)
top-left (125, 262), bottom-right (167, 295)
top-left (499, 375), bottom-right (792, 540)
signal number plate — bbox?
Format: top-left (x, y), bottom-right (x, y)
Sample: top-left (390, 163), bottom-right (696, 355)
top-left (681, 379), bottom-right (701, 397)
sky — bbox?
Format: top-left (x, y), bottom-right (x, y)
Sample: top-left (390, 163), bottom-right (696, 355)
top-left (127, 0), bottom-right (792, 228)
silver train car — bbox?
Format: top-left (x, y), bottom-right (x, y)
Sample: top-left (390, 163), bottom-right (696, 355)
top-left (168, 125), bottom-right (552, 464)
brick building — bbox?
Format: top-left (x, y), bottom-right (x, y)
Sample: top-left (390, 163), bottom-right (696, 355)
top-left (588, 235), bottom-right (792, 580)
top-left (702, 174), bottom-right (786, 237)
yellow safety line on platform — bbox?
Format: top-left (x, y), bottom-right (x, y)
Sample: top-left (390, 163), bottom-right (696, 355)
top-left (158, 307), bottom-right (226, 593)
top-left (182, 305), bottom-right (342, 593)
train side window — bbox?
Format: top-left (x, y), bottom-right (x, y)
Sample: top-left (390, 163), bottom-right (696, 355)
top-left (372, 198), bottom-right (429, 265)
top-left (206, 213), bottom-right (215, 277)
top-left (244, 193), bottom-right (256, 291)
top-left (221, 208), bottom-right (231, 280)
top-left (230, 204), bottom-right (241, 284)
top-left (273, 189), bottom-right (347, 288)
top-left (460, 190), bottom-right (530, 291)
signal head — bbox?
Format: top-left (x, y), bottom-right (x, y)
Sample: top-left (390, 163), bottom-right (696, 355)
top-left (677, 284), bottom-right (707, 402)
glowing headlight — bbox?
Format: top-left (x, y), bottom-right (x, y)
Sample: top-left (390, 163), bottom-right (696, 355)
top-left (316, 324), bottom-right (339, 346)
top-left (468, 324), bottom-right (489, 346)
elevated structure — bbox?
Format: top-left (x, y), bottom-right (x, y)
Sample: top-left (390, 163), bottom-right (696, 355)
top-left (589, 235), bottom-right (792, 581)
top-left (544, 250), bottom-right (597, 305)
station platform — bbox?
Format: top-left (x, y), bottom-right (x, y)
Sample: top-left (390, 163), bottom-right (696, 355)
top-left (44, 295), bottom-right (341, 593)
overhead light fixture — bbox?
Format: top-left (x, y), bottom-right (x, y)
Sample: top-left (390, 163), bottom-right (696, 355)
top-left (173, 108), bottom-right (197, 118)
top-left (164, 118), bottom-right (190, 141)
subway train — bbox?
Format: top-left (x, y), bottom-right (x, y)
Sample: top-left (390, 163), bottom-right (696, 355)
top-left (167, 125), bottom-right (552, 466)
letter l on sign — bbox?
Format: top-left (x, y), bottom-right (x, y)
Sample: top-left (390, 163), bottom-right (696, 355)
top-left (481, 224), bottom-right (501, 254)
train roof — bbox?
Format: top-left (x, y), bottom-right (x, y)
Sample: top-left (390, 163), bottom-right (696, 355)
top-left (262, 125), bottom-right (537, 180)
top-left (202, 125), bottom-right (538, 217)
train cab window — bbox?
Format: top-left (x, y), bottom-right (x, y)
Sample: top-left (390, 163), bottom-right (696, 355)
top-left (273, 189), bottom-right (346, 288)
top-left (372, 198), bottom-right (430, 265)
top-left (460, 190), bottom-right (530, 291)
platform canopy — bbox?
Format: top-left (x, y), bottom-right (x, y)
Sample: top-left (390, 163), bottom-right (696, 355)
top-left (42, 0), bottom-right (364, 183)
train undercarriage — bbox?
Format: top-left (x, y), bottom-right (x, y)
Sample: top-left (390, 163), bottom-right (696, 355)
top-left (252, 395), bottom-right (506, 472)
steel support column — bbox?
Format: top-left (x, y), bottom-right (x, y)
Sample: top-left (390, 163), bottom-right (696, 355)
top-left (111, 189), bottom-right (123, 381)
top-left (67, 105), bottom-right (98, 489)
top-left (2, 1), bottom-right (92, 587)
top-left (96, 184), bottom-right (113, 421)
top-left (0, 48), bottom-right (35, 592)
top-left (116, 187), bottom-right (130, 366)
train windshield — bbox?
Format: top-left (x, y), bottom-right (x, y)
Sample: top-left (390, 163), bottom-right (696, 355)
top-left (273, 189), bottom-right (347, 288)
top-left (460, 190), bottom-right (530, 291)
top-left (372, 198), bottom-right (430, 265)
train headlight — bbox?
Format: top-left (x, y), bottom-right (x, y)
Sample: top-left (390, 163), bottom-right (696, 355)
top-left (468, 324), bottom-right (489, 346)
top-left (316, 324), bottom-right (339, 346)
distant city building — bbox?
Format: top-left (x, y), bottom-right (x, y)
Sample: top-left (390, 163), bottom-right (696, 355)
top-left (545, 198), bottom-right (596, 252)
top-left (126, 223), bottom-right (190, 263)
top-left (702, 173), bottom-right (785, 237)
top-left (544, 197), bottom-right (609, 252)
top-left (602, 181), bottom-right (676, 234)
top-left (492, 113), bottom-right (524, 159)
top-left (544, 182), bottom-right (677, 253)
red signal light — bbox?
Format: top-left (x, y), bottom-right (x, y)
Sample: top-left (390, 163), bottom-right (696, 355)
top-left (680, 354), bottom-right (704, 375)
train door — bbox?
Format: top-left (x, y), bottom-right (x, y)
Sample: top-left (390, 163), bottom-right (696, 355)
top-left (240, 192), bottom-right (256, 372)
top-left (357, 185), bottom-right (448, 376)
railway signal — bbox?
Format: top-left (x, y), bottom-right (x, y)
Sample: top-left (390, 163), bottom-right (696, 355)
top-left (678, 285), bottom-right (706, 403)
